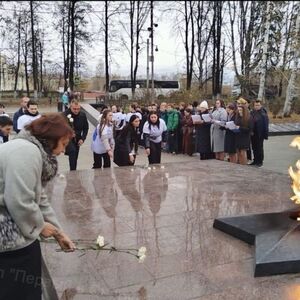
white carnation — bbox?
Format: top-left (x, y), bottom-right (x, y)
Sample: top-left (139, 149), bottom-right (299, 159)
top-left (96, 235), bottom-right (105, 247)
top-left (138, 246), bottom-right (147, 256)
top-left (69, 118), bottom-right (74, 122)
top-left (67, 114), bottom-right (71, 118)
top-left (138, 254), bottom-right (146, 263)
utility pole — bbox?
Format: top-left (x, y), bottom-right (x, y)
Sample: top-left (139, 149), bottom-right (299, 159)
top-left (146, 38), bottom-right (150, 103)
top-left (150, 0), bottom-right (154, 102)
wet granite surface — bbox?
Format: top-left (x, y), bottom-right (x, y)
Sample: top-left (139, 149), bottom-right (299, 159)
top-left (42, 160), bottom-right (300, 300)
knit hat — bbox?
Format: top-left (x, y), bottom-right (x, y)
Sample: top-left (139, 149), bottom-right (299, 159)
top-left (199, 100), bottom-right (208, 110)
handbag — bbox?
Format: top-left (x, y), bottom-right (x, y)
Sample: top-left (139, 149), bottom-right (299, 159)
top-left (0, 207), bottom-right (26, 251)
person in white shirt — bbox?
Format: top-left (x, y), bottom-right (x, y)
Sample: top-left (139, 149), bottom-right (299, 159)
top-left (143, 112), bottom-right (167, 164)
top-left (126, 103), bottom-right (142, 123)
top-left (91, 109), bottom-right (115, 168)
top-left (17, 100), bottom-right (41, 131)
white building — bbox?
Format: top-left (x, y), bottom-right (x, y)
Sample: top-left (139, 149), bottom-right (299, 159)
top-left (0, 55), bottom-right (28, 91)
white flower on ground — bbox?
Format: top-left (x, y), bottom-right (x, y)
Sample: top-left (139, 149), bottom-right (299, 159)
top-left (160, 165), bottom-right (165, 169)
top-left (96, 235), bottom-right (105, 247)
top-left (58, 174), bottom-right (65, 179)
top-left (138, 246), bottom-right (147, 257)
top-left (138, 254), bottom-right (146, 263)
top-left (69, 118), bottom-right (74, 123)
top-left (67, 114), bottom-right (72, 118)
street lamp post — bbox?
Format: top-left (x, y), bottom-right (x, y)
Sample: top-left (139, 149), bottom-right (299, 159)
top-left (147, 0), bottom-right (158, 103)
top-left (150, 0), bottom-right (154, 102)
top-left (146, 38), bottom-right (150, 103)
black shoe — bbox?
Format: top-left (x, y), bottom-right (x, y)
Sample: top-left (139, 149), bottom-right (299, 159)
top-left (256, 163), bottom-right (263, 167)
top-left (248, 161), bottom-right (256, 166)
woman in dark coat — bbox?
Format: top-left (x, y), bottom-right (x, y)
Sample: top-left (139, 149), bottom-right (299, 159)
top-left (224, 103), bottom-right (237, 163)
top-left (235, 105), bottom-right (253, 165)
top-left (193, 101), bottom-right (214, 160)
top-left (113, 115), bottom-right (140, 166)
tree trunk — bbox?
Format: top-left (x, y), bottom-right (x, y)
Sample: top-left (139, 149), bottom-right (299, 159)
top-left (257, 1), bottom-right (271, 102)
top-left (278, 2), bottom-right (294, 97)
top-left (283, 12), bottom-right (300, 116)
top-left (130, 1), bottom-right (135, 100)
top-left (212, 1), bottom-right (222, 97)
top-left (184, 1), bottom-right (190, 90)
top-left (69, 1), bottom-right (76, 92)
top-left (39, 40), bottom-right (43, 96)
top-left (105, 0), bottom-right (109, 99)
top-left (23, 41), bottom-right (30, 97)
top-left (30, 1), bottom-right (38, 99)
top-left (14, 14), bottom-right (21, 98)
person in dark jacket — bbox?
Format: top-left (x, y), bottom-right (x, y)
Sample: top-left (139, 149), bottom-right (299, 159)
top-left (63, 100), bottom-right (89, 170)
top-left (250, 100), bottom-right (269, 167)
top-left (224, 103), bottom-right (237, 163)
top-left (12, 96), bottom-right (30, 133)
top-left (193, 101), bottom-right (214, 160)
top-left (235, 105), bottom-right (253, 165)
top-left (114, 114), bottom-right (140, 166)
top-left (0, 116), bottom-right (13, 144)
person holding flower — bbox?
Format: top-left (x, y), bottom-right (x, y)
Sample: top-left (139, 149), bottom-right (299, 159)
top-left (114, 115), bottom-right (140, 166)
top-left (63, 100), bottom-right (89, 170)
top-left (0, 113), bottom-right (75, 300)
top-left (91, 109), bottom-right (115, 168)
top-left (143, 112), bottom-right (167, 164)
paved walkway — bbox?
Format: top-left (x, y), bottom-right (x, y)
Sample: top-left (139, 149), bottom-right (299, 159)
top-left (5, 103), bottom-right (300, 175)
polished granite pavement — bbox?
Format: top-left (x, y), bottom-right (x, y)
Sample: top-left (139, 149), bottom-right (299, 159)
top-left (42, 160), bottom-right (300, 300)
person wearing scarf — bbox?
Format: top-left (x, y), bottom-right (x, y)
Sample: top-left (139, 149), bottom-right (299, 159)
top-left (0, 113), bottom-right (75, 300)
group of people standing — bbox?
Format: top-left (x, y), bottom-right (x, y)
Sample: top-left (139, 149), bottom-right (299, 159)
top-left (181, 97), bottom-right (269, 166)
top-left (91, 97), bottom-right (269, 168)
top-left (91, 106), bottom-right (168, 168)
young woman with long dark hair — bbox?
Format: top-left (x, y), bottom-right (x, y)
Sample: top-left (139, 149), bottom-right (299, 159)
top-left (113, 114), bottom-right (140, 166)
top-left (91, 109), bottom-right (115, 168)
top-left (143, 112), bottom-right (167, 164)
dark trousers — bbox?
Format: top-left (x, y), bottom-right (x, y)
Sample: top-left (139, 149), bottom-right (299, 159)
top-left (0, 240), bottom-right (42, 300)
top-left (251, 135), bottom-right (264, 164)
top-left (66, 141), bottom-right (80, 171)
top-left (200, 152), bottom-right (214, 160)
top-left (148, 141), bottom-right (162, 164)
top-left (93, 152), bottom-right (111, 168)
top-left (168, 131), bottom-right (178, 154)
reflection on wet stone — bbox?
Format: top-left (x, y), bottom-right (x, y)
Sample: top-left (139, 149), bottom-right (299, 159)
top-left (42, 161), bottom-right (298, 299)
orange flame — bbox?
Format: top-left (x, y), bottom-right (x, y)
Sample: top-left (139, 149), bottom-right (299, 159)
top-left (289, 138), bottom-right (300, 218)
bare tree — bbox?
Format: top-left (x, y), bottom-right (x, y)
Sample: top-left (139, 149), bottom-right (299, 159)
top-left (211, 1), bottom-right (223, 97)
top-left (283, 9), bottom-right (300, 116)
top-left (54, 1), bottom-right (92, 92)
top-left (194, 1), bottom-right (212, 90)
top-left (119, 1), bottom-right (150, 99)
top-left (30, 1), bottom-right (38, 99)
top-left (278, 1), bottom-right (298, 97)
top-left (228, 1), bottom-right (263, 96)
